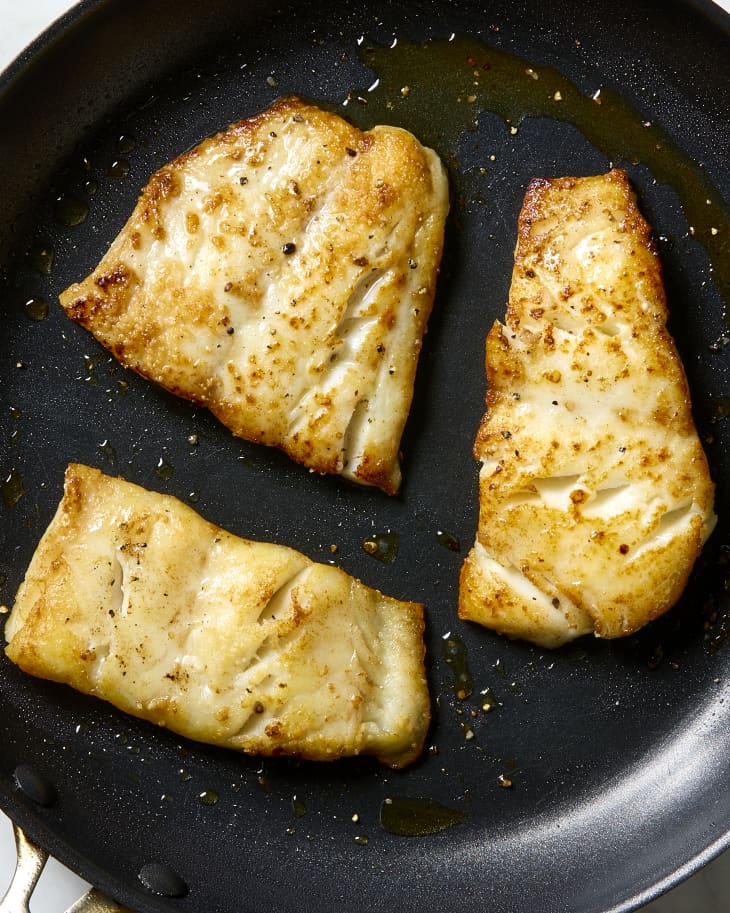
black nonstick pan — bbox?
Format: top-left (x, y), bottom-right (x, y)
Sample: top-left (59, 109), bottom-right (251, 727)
top-left (1, 2), bottom-right (729, 912)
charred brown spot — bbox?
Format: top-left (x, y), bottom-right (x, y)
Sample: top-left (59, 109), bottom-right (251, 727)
top-left (95, 264), bottom-right (131, 290)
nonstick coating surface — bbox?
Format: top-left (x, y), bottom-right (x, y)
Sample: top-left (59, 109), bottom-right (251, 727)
top-left (1, 2), bottom-right (730, 912)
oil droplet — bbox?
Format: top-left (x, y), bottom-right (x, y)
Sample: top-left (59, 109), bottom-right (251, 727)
top-left (54, 194), bottom-right (89, 227)
top-left (161, 793), bottom-right (173, 804)
top-left (188, 491), bottom-right (200, 503)
top-left (9, 406), bottom-right (22, 420)
top-left (178, 768), bottom-right (192, 782)
top-left (29, 242), bottom-right (54, 275)
top-left (84, 179), bottom-right (99, 197)
top-left (436, 529), bottom-right (460, 552)
top-left (361, 530), bottom-right (399, 564)
top-left (380, 797), bottom-right (465, 837)
top-left (292, 795), bottom-right (307, 818)
top-left (198, 789), bottom-right (219, 806)
top-left (83, 355), bottom-right (99, 385)
top-left (23, 297), bottom-right (48, 321)
top-left (480, 687), bottom-right (498, 712)
top-left (711, 394), bottom-right (730, 421)
top-left (354, 835), bottom-right (369, 846)
top-left (442, 634), bottom-right (473, 700)
top-left (116, 379), bottom-right (129, 396)
top-left (2, 468), bottom-right (25, 508)
top-left (107, 158), bottom-right (131, 179)
top-left (98, 439), bottom-right (116, 465)
top-left (155, 458), bottom-right (173, 481)
top-left (117, 134), bottom-right (136, 155)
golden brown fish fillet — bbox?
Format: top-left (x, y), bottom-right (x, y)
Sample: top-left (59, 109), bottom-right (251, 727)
top-left (59, 97), bottom-right (449, 495)
top-left (4, 464), bottom-right (430, 768)
top-left (459, 170), bottom-right (716, 648)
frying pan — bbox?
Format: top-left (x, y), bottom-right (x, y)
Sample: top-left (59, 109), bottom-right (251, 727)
top-left (1, 2), bottom-right (729, 912)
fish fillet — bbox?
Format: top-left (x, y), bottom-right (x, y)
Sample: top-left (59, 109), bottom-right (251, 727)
top-left (4, 464), bottom-right (430, 768)
top-left (459, 170), bottom-right (716, 648)
top-left (59, 97), bottom-right (449, 494)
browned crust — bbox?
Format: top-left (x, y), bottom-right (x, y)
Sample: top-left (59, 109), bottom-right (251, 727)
top-left (59, 97), bottom-right (447, 495)
top-left (458, 169), bottom-right (715, 646)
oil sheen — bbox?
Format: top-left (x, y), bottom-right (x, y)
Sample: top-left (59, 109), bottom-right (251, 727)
top-left (351, 35), bottom-right (730, 314)
top-left (380, 796), bottom-right (465, 836)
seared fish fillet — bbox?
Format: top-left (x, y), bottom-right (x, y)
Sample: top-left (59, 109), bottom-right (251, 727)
top-left (59, 98), bottom-right (449, 494)
top-left (459, 170), bottom-right (716, 648)
top-left (4, 464), bottom-right (430, 768)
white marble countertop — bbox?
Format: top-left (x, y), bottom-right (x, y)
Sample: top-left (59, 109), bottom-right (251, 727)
top-left (1, 1), bottom-right (729, 911)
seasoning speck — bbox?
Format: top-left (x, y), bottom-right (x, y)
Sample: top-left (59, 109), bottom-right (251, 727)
top-left (361, 531), bottom-right (399, 564)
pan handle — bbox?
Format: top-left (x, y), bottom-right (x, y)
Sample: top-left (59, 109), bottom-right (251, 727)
top-left (0, 823), bottom-right (135, 913)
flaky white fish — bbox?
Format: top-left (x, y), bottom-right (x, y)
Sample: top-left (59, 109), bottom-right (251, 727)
top-left (60, 98), bottom-right (449, 494)
top-left (5, 464), bottom-right (430, 767)
top-left (459, 170), bottom-right (716, 648)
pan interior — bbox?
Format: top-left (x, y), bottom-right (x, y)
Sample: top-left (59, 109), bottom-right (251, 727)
top-left (1, 2), bottom-right (729, 912)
